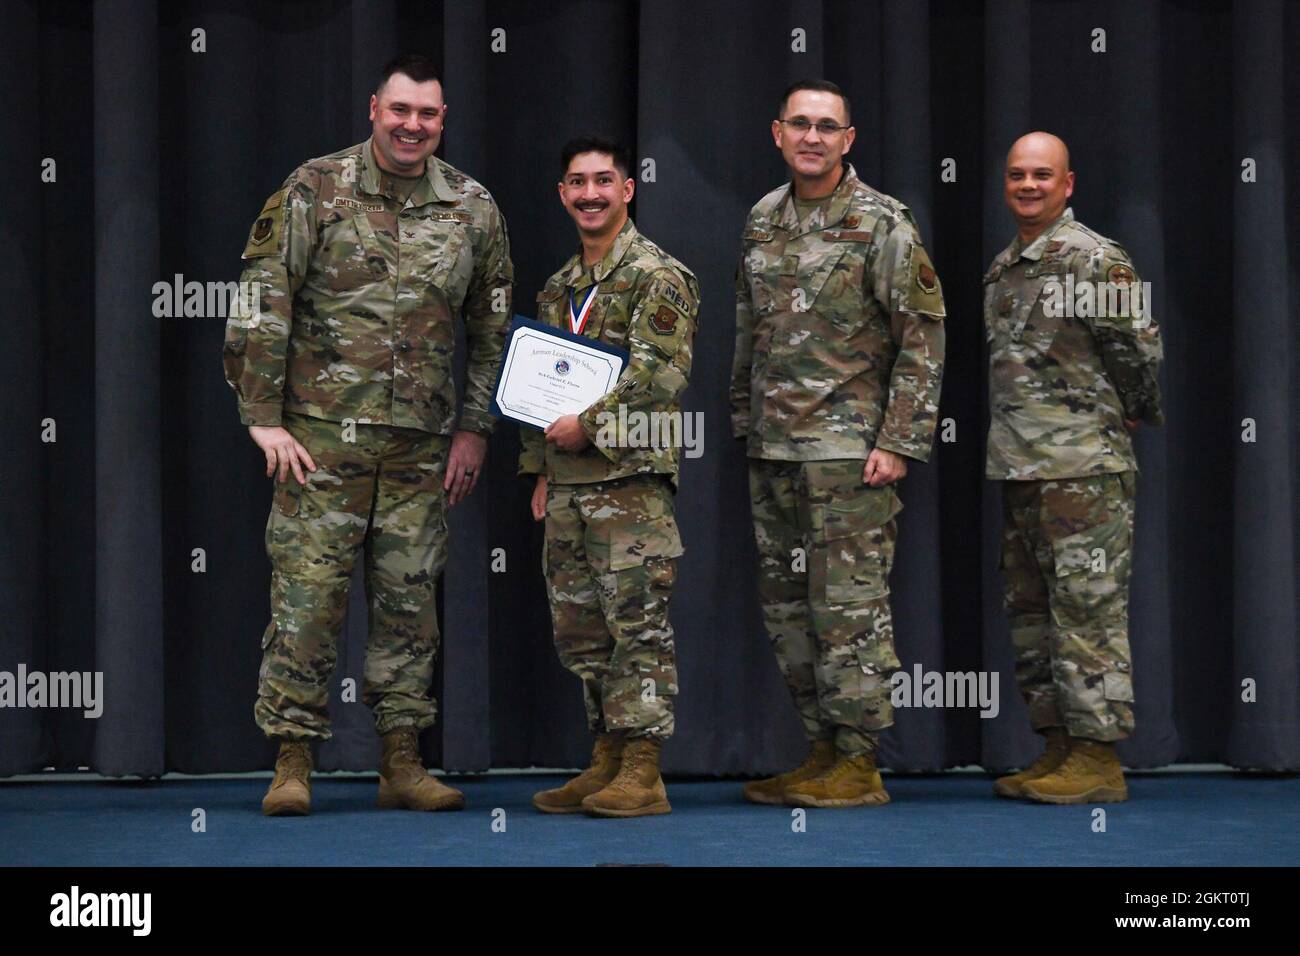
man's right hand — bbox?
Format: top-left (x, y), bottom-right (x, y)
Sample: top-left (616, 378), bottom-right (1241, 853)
top-left (249, 425), bottom-right (317, 484)
top-left (531, 475), bottom-right (548, 522)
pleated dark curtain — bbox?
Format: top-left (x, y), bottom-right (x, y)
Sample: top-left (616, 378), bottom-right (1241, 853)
top-left (1, 0), bottom-right (1295, 776)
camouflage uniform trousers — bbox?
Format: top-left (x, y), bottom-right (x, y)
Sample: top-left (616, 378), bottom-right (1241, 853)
top-left (748, 458), bottom-right (902, 756)
top-left (1000, 471), bottom-right (1137, 741)
top-left (256, 412), bottom-right (451, 740)
top-left (543, 474), bottom-right (682, 740)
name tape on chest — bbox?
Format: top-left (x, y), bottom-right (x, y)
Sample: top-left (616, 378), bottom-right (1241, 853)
top-left (430, 209), bottom-right (474, 224)
top-left (334, 197), bottom-right (385, 213)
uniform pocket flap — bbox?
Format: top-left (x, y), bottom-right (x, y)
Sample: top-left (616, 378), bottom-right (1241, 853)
top-left (587, 516), bottom-right (683, 572)
top-left (1050, 516), bottom-right (1128, 580)
top-left (822, 486), bottom-right (902, 540)
top-left (272, 480), bottom-right (302, 517)
top-left (855, 641), bottom-right (900, 677)
top-left (1102, 671), bottom-right (1134, 702)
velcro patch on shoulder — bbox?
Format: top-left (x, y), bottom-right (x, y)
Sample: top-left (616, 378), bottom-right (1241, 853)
top-left (656, 275), bottom-right (694, 316)
top-left (649, 304), bottom-right (682, 335)
top-left (242, 188), bottom-right (288, 259)
top-left (901, 243), bottom-right (945, 317)
top-left (916, 262), bottom-right (938, 293)
top-left (1106, 262), bottom-right (1136, 286)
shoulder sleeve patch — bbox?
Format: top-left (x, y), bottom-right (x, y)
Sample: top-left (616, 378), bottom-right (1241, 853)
top-left (242, 188), bottom-right (288, 259)
top-left (649, 305), bottom-right (680, 335)
top-left (899, 242), bottom-right (945, 318)
top-left (1106, 262), bottom-right (1136, 286)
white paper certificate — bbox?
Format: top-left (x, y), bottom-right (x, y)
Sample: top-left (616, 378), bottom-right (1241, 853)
top-left (492, 321), bottom-right (628, 430)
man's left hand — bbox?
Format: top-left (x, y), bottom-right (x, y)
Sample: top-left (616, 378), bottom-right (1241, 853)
top-left (545, 414), bottom-right (591, 452)
top-left (445, 430), bottom-right (488, 506)
top-left (864, 448), bottom-right (908, 487)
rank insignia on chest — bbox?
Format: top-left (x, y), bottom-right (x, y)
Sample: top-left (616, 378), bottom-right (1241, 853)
top-left (998, 293), bottom-right (1014, 316)
top-left (842, 214), bottom-right (860, 229)
top-left (916, 263), bottom-right (938, 293)
top-left (649, 305), bottom-right (679, 335)
top-left (1044, 240), bottom-right (1065, 254)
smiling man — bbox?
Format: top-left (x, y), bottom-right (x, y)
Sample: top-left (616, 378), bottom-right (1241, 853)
top-left (731, 80), bottom-right (946, 808)
top-left (984, 132), bottom-right (1163, 804)
top-left (518, 136), bottom-right (699, 818)
top-left (223, 54), bottom-right (513, 815)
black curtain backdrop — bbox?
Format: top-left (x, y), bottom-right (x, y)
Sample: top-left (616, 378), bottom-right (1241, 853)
top-left (2, 0), bottom-right (1296, 776)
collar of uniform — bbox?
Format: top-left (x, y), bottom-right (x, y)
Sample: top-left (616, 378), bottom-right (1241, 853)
top-left (774, 163), bottom-right (858, 234)
top-left (564, 217), bottom-right (639, 290)
top-left (359, 139), bottom-right (385, 196)
top-left (1016, 207), bottom-right (1075, 261)
top-left (423, 156), bottom-right (461, 204)
top-left (359, 138), bottom-right (459, 204)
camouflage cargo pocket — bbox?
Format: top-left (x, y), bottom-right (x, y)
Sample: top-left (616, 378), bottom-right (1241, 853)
top-left (807, 245), bottom-right (864, 336)
top-left (1102, 669), bottom-right (1134, 703)
top-left (1050, 515), bottom-right (1130, 626)
top-left (818, 486), bottom-right (900, 605)
top-left (638, 555), bottom-right (679, 697)
top-left (410, 216), bottom-right (472, 309)
top-left (854, 636), bottom-right (900, 678)
top-left (272, 479), bottom-right (303, 517)
top-left (586, 514), bottom-right (683, 573)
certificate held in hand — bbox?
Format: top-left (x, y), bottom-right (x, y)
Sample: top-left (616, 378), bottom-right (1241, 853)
top-left (490, 316), bottom-right (629, 430)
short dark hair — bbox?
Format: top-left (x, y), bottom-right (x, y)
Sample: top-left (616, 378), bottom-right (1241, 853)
top-left (377, 54), bottom-right (441, 94)
top-left (560, 136), bottom-right (632, 181)
top-left (778, 79), bottom-right (851, 125)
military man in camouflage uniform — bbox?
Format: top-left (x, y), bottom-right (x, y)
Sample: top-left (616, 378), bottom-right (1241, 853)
top-left (986, 132), bottom-right (1163, 804)
top-left (732, 81), bottom-right (945, 807)
top-left (519, 137), bottom-right (699, 818)
top-left (223, 55), bottom-right (513, 815)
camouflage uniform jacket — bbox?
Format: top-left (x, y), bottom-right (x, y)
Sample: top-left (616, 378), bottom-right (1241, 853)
top-left (983, 208), bottom-right (1164, 480)
top-left (731, 164), bottom-right (946, 462)
top-left (223, 137), bottom-right (513, 435)
top-left (517, 218), bottom-right (700, 487)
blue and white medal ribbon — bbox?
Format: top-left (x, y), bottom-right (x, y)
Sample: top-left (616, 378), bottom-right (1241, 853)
top-left (568, 285), bottom-right (598, 335)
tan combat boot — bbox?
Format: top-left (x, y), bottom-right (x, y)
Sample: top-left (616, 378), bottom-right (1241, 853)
top-left (993, 727), bottom-right (1071, 798)
top-left (784, 751), bottom-right (890, 808)
top-left (743, 740), bottom-right (837, 805)
top-left (582, 737), bottom-right (671, 817)
top-left (533, 734), bottom-right (624, 814)
top-left (1022, 737), bottom-right (1128, 804)
top-left (262, 741), bottom-right (312, 816)
top-left (376, 727), bottom-right (465, 811)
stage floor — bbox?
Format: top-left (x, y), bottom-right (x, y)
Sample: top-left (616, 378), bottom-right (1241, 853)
top-left (2, 772), bottom-right (1296, 867)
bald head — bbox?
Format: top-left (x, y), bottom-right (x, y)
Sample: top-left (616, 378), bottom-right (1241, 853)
top-left (1007, 131), bottom-right (1070, 173)
top-left (1004, 131), bottom-right (1075, 239)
